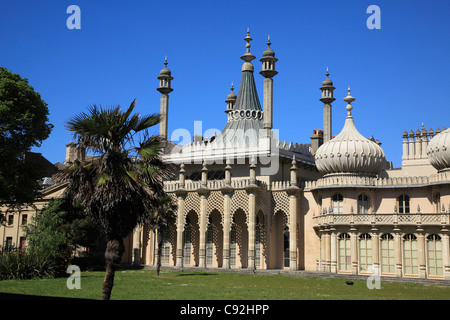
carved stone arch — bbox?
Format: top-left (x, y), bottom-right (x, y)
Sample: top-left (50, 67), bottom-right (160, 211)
top-left (206, 190), bottom-right (224, 224)
top-left (231, 190), bottom-right (249, 223)
top-left (270, 191), bottom-right (290, 232)
top-left (184, 192), bottom-right (200, 221)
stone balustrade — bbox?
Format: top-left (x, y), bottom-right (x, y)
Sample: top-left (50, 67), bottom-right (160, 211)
top-left (303, 171), bottom-right (450, 190)
top-left (164, 178), bottom-right (292, 192)
top-left (313, 213), bottom-right (450, 228)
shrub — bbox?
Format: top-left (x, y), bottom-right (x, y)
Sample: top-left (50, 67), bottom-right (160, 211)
top-left (0, 249), bottom-right (58, 280)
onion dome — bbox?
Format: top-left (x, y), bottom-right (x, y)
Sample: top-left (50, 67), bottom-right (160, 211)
top-left (427, 127), bottom-right (450, 172)
top-left (226, 83), bottom-right (237, 101)
top-left (262, 35), bottom-right (275, 57)
top-left (315, 87), bottom-right (387, 177)
top-left (322, 68), bottom-right (333, 86)
top-left (159, 57), bottom-right (171, 76)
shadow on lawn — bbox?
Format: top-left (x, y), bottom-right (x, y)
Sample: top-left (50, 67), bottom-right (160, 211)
top-left (177, 273), bottom-right (218, 277)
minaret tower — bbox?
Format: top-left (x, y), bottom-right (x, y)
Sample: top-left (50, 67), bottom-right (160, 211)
top-left (225, 82), bottom-right (237, 121)
top-left (260, 35), bottom-right (278, 130)
top-left (320, 68), bottom-right (335, 143)
top-left (157, 57), bottom-right (173, 140)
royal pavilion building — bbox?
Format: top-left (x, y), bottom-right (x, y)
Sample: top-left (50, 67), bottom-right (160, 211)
top-left (2, 30), bottom-right (450, 280)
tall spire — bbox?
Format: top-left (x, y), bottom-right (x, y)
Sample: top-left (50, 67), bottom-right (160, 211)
top-left (260, 34), bottom-right (278, 131)
top-left (320, 67), bottom-right (335, 143)
top-left (157, 57), bottom-right (174, 141)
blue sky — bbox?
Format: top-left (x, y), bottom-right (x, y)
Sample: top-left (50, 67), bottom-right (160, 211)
top-left (1, 0), bottom-right (449, 168)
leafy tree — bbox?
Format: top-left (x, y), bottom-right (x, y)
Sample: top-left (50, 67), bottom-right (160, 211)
top-left (25, 198), bottom-right (100, 274)
top-left (58, 99), bottom-right (173, 300)
top-left (0, 67), bottom-right (53, 213)
top-left (146, 195), bottom-right (177, 276)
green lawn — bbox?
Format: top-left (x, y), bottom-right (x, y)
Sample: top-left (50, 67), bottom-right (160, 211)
top-left (0, 269), bottom-right (449, 300)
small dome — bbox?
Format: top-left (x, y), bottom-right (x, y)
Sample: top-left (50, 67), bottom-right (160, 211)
top-left (315, 89), bottom-right (386, 177)
top-left (322, 78), bottom-right (333, 86)
top-left (242, 62), bottom-right (254, 72)
top-left (427, 127), bottom-right (450, 172)
top-left (160, 66), bottom-right (171, 76)
top-left (263, 47), bottom-right (275, 57)
top-left (227, 91), bottom-right (237, 100)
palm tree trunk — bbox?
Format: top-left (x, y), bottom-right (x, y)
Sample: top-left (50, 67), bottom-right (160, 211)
top-left (156, 229), bottom-right (162, 276)
top-left (101, 239), bottom-right (124, 300)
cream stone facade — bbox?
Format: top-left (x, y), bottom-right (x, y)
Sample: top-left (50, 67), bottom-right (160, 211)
top-left (130, 31), bottom-right (450, 281)
top-left (2, 31), bottom-right (449, 281)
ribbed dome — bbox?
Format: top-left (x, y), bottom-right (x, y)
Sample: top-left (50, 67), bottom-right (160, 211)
top-left (315, 89), bottom-right (386, 177)
top-left (427, 127), bottom-right (450, 172)
top-left (160, 66), bottom-right (171, 76)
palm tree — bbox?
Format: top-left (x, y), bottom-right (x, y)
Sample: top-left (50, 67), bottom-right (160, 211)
top-left (58, 99), bottom-right (173, 300)
top-left (146, 195), bottom-right (177, 276)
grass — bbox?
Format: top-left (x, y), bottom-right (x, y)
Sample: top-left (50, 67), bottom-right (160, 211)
top-left (0, 269), bottom-right (449, 300)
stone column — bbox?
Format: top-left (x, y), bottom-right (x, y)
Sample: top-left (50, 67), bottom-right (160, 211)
top-left (394, 227), bottom-right (403, 277)
top-left (320, 229), bottom-right (326, 272)
top-left (440, 227), bottom-right (450, 280)
top-left (417, 227), bottom-right (426, 279)
top-left (350, 226), bottom-right (358, 275)
top-left (287, 188), bottom-right (299, 270)
top-left (175, 191), bottom-right (186, 268)
top-left (330, 227), bottom-right (337, 273)
top-left (371, 227), bottom-right (380, 272)
top-left (247, 191), bottom-right (256, 270)
top-left (198, 190), bottom-right (208, 268)
top-left (132, 225), bottom-right (141, 266)
top-left (222, 190), bottom-right (232, 269)
top-left (325, 228), bottom-right (331, 272)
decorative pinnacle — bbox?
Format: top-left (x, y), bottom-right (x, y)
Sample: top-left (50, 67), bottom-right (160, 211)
top-left (343, 86), bottom-right (355, 116)
top-left (267, 35), bottom-right (271, 47)
top-left (164, 56), bottom-right (168, 67)
top-left (240, 28), bottom-right (256, 62)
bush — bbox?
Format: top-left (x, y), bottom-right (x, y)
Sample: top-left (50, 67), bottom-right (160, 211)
top-left (0, 249), bottom-right (58, 280)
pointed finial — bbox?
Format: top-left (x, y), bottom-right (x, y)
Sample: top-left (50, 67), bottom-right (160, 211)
top-left (164, 56), bottom-right (168, 67)
top-left (343, 86), bottom-right (355, 117)
top-left (231, 82), bottom-right (234, 91)
top-left (267, 35), bottom-right (271, 47)
top-left (326, 67), bottom-right (329, 77)
top-left (241, 29), bottom-right (256, 63)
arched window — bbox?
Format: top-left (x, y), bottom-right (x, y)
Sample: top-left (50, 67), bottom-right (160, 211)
top-left (427, 234), bottom-right (443, 276)
top-left (380, 234), bottom-right (395, 274)
top-left (284, 227), bottom-right (290, 268)
top-left (338, 233), bottom-right (351, 271)
top-left (433, 193), bottom-right (441, 214)
top-left (359, 233), bottom-right (372, 272)
top-left (230, 225), bottom-right (237, 268)
top-left (161, 232), bottom-right (171, 265)
top-left (206, 225), bottom-right (214, 267)
top-left (183, 225), bottom-right (192, 266)
top-left (255, 225), bottom-right (261, 268)
top-left (357, 194), bottom-right (370, 214)
top-left (398, 194), bottom-right (410, 214)
top-left (403, 234), bottom-right (418, 275)
top-left (332, 194), bottom-right (343, 214)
